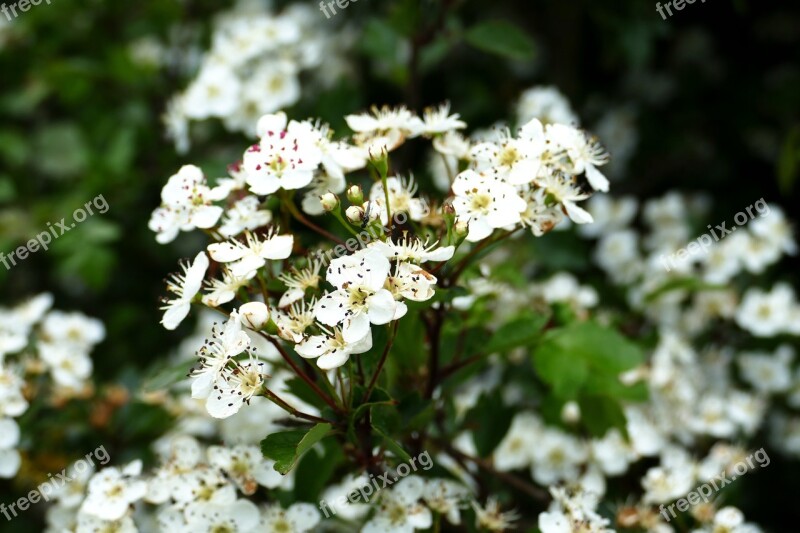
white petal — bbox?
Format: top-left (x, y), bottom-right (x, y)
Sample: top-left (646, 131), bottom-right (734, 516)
top-left (585, 164), bottom-right (609, 192)
top-left (208, 242), bottom-right (247, 263)
top-left (342, 312), bottom-right (370, 344)
top-left (260, 234), bottom-right (294, 260)
top-left (366, 290), bottom-right (397, 325)
top-left (315, 291), bottom-right (349, 326)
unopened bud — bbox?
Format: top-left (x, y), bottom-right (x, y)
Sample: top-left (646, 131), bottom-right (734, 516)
top-left (561, 401), bottom-right (581, 423)
top-left (239, 302), bottom-right (270, 330)
top-left (454, 218), bottom-right (469, 236)
top-left (346, 184), bottom-right (363, 205)
top-left (319, 192), bottom-right (339, 212)
top-left (345, 205), bottom-right (365, 224)
top-left (367, 147), bottom-right (389, 178)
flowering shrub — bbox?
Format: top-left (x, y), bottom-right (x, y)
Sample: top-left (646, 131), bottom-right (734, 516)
top-left (3, 0), bottom-right (800, 531)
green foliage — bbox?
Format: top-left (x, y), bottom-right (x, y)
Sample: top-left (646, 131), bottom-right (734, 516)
top-left (533, 321), bottom-right (646, 435)
top-left (464, 20), bottom-right (537, 61)
top-left (261, 423), bottom-right (333, 475)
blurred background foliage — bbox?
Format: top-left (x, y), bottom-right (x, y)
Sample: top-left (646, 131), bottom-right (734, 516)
top-left (1, 0), bottom-right (798, 529)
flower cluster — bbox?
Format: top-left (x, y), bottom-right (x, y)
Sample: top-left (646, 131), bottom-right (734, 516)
top-left (0, 294), bottom-right (103, 479)
top-left (164, 1), bottom-right (352, 152)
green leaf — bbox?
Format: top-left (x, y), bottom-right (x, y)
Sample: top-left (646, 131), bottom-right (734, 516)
top-left (532, 321), bottom-right (645, 400)
top-left (467, 392), bottom-right (514, 456)
top-left (644, 277), bottom-right (726, 303)
top-left (578, 396), bottom-right (627, 437)
top-left (485, 312), bottom-right (550, 353)
top-left (464, 20), bottom-right (536, 61)
top-left (141, 359), bottom-right (191, 393)
top-left (261, 423), bottom-right (332, 475)
top-left (778, 126), bottom-right (800, 193)
top-left (373, 425), bottom-right (412, 462)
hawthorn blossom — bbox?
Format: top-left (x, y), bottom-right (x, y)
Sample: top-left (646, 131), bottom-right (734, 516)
top-left (161, 252), bottom-right (209, 330)
top-left (242, 112), bottom-right (323, 195)
top-left (314, 248), bottom-right (397, 343)
top-left (207, 230), bottom-right (293, 279)
top-left (451, 170), bottom-right (527, 242)
top-left (296, 325), bottom-right (372, 370)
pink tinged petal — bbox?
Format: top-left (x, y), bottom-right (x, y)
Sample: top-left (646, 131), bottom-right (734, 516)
top-left (585, 164), bottom-right (609, 192)
top-left (208, 242), bottom-right (247, 263)
top-left (315, 291), bottom-right (349, 326)
top-left (260, 234), bottom-right (294, 260)
top-left (366, 290), bottom-right (397, 325)
top-left (342, 312), bottom-right (370, 344)
top-left (256, 112), bottom-right (288, 138)
top-left (296, 335), bottom-right (329, 359)
top-left (161, 302), bottom-right (190, 330)
top-left (190, 205), bottom-right (224, 229)
top-left (563, 200), bottom-right (594, 224)
top-left (317, 350), bottom-right (351, 370)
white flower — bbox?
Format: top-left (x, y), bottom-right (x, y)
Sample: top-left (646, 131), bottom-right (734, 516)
top-left (529, 429), bottom-right (588, 485)
top-left (363, 477), bottom-right (432, 533)
top-left (471, 119), bottom-right (545, 185)
top-left (520, 187), bottom-right (564, 236)
top-left (493, 412), bottom-right (541, 472)
top-left (369, 175), bottom-right (429, 224)
top-left (346, 105), bottom-right (424, 152)
top-left (206, 355), bottom-right (268, 419)
top-left (517, 86), bottom-right (578, 126)
top-left (202, 268), bottom-right (250, 307)
top-left (38, 344), bottom-right (93, 389)
top-left (189, 312), bottom-right (251, 400)
top-left (314, 249), bottom-right (397, 343)
top-left (422, 479), bottom-right (470, 525)
top-left (183, 64), bottom-right (241, 119)
top-left (545, 123), bottom-right (610, 192)
top-left (278, 259), bottom-right (322, 308)
top-left (421, 102), bottom-right (467, 136)
top-left (369, 236), bottom-right (454, 264)
top-left (161, 252), bottom-right (209, 330)
top-left (218, 195), bottom-right (272, 237)
top-left (274, 299), bottom-right (317, 343)
top-left (259, 503), bottom-right (320, 533)
top-left (208, 230), bottom-right (294, 279)
top-left (80, 461), bottom-right (147, 521)
top-left (0, 418), bottom-right (20, 478)
top-left (40, 311), bottom-right (105, 351)
top-left (386, 262), bottom-right (438, 304)
top-left (0, 364), bottom-right (28, 417)
top-left (207, 444), bottom-right (283, 494)
top-left (735, 284), bottom-right (795, 337)
top-left (451, 170), bottom-right (527, 242)
top-left (296, 325), bottom-right (372, 370)
top-left (184, 498), bottom-right (260, 532)
top-left (738, 345), bottom-right (794, 394)
top-left (149, 165), bottom-right (227, 244)
top-left (242, 112), bottom-right (323, 195)
top-left (471, 497), bottom-right (520, 532)
top-left (534, 172), bottom-right (594, 224)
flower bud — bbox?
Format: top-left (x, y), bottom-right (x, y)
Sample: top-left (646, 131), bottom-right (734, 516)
top-left (319, 192), bottom-right (339, 212)
top-left (561, 401), bottom-right (581, 423)
top-left (367, 147), bottom-right (389, 178)
top-left (345, 205), bottom-right (365, 224)
top-left (346, 184), bottom-right (363, 205)
top-left (454, 218), bottom-right (469, 236)
top-left (239, 302), bottom-right (270, 330)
